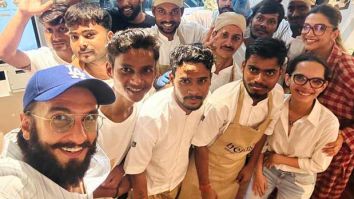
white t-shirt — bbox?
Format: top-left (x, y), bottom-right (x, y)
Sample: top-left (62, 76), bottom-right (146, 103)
top-left (265, 96), bottom-right (339, 174)
top-left (146, 22), bottom-right (206, 66)
top-left (25, 46), bottom-right (69, 72)
top-left (97, 103), bottom-right (140, 164)
top-left (192, 80), bottom-right (284, 147)
top-left (210, 62), bottom-right (239, 92)
top-left (124, 87), bottom-right (204, 195)
top-left (0, 129), bottom-right (93, 199)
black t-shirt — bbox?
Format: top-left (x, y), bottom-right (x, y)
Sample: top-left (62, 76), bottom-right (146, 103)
top-left (109, 8), bottom-right (156, 32)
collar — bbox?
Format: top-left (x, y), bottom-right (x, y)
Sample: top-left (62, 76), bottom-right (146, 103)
top-left (327, 44), bottom-right (343, 67)
top-left (285, 96), bottom-right (322, 127)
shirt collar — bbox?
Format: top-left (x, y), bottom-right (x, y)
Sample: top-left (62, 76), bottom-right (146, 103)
top-left (327, 44), bottom-right (343, 67)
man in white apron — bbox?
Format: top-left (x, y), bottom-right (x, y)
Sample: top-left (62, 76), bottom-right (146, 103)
top-left (178, 38), bottom-right (288, 199)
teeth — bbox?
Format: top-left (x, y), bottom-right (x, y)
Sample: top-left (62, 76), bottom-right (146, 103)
top-left (164, 23), bottom-right (172, 27)
top-left (298, 91), bottom-right (311, 96)
top-left (128, 87), bottom-right (143, 92)
top-left (61, 146), bottom-right (83, 152)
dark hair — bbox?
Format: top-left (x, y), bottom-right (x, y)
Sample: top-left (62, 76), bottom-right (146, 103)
top-left (250, 0), bottom-right (285, 28)
top-left (39, 3), bottom-right (69, 26)
top-left (107, 29), bottom-right (160, 66)
top-left (64, 2), bottom-right (112, 30)
top-left (245, 38), bottom-right (287, 66)
top-left (307, 4), bottom-right (345, 51)
top-left (286, 54), bottom-right (331, 80)
top-left (170, 43), bottom-right (214, 75)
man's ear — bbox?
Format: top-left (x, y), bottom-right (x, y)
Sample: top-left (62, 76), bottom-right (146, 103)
top-left (107, 31), bottom-right (114, 40)
top-left (284, 73), bottom-right (291, 87)
top-left (152, 7), bottom-right (156, 16)
top-left (20, 113), bottom-right (31, 140)
top-left (169, 71), bottom-right (175, 86)
top-left (106, 61), bottom-right (113, 78)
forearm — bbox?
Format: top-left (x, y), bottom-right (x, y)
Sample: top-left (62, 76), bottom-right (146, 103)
top-left (195, 146), bottom-right (210, 186)
top-left (277, 155), bottom-right (300, 168)
top-left (248, 135), bottom-right (267, 168)
top-left (129, 172), bottom-right (148, 199)
top-left (0, 10), bottom-right (31, 67)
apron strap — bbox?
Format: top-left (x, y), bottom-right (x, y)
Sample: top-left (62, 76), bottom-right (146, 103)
top-left (176, 28), bottom-right (186, 45)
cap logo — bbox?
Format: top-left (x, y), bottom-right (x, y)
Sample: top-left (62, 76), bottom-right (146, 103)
top-left (65, 65), bottom-right (87, 79)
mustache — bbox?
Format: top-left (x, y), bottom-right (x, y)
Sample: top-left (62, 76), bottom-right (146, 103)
top-left (254, 26), bottom-right (269, 34)
top-left (51, 141), bottom-right (92, 149)
top-left (161, 21), bottom-right (177, 25)
top-left (249, 82), bottom-right (268, 89)
top-left (220, 7), bottom-right (234, 13)
top-left (221, 45), bottom-right (235, 51)
top-left (184, 96), bottom-right (203, 100)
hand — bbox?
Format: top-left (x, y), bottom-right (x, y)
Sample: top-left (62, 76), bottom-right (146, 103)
top-left (263, 152), bottom-right (280, 169)
top-left (322, 133), bottom-right (344, 156)
top-left (93, 165), bottom-right (125, 198)
top-left (203, 26), bottom-right (217, 50)
top-left (200, 184), bottom-right (218, 199)
top-left (154, 70), bottom-right (171, 89)
top-left (16, 0), bottom-right (53, 17)
top-left (252, 172), bottom-right (268, 197)
top-left (236, 164), bottom-right (254, 184)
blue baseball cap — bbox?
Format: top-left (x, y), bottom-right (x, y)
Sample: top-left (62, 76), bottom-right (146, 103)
top-left (23, 65), bottom-right (115, 110)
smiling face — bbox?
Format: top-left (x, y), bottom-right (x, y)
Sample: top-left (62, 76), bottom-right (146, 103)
top-left (285, 61), bottom-right (327, 104)
top-left (107, 48), bottom-right (156, 103)
top-left (171, 62), bottom-right (211, 114)
top-left (250, 13), bottom-right (279, 39)
top-left (69, 23), bottom-right (112, 65)
top-left (117, 0), bottom-right (142, 21)
top-left (242, 55), bottom-right (282, 102)
top-left (301, 13), bottom-right (339, 52)
top-left (152, 3), bottom-right (183, 38)
top-left (43, 22), bottom-right (71, 53)
top-left (211, 25), bottom-right (243, 59)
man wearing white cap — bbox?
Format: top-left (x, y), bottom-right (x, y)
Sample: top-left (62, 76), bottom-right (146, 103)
top-left (146, 0), bottom-right (206, 76)
top-left (205, 12), bottom-right (246, 91)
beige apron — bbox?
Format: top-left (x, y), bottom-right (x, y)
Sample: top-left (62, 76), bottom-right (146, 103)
top-left (156, 29), bottom-right (186, 76)
top-left (179, 83), bottom-right (273, 199)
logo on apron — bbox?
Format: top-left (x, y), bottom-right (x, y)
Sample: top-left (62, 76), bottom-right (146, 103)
top-left (225, 142), bottom-right (254, 153)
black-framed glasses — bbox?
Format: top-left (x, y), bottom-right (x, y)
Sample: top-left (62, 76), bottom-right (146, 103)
top-left (28, 112), bottom-right (104, 133)
top-left (292, 74), bottom-right (326, 89)
top-left (301, 23), bottom-right (336, 36)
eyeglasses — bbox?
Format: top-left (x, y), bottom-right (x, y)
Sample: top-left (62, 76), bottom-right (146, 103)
top-left (27, 112), bottom-right (104, 133)
top-left (292, 74), bottom-right (326, 89)
top-left (301, 23), bottom-right (336, 36)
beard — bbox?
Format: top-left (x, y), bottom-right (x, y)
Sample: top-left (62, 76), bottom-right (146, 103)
top-left (17, 123), bottom-right (97, 189)
top-left (118, 5), bottom-right (141, 21)
top-left (219, 7), bottom-right (234, 14)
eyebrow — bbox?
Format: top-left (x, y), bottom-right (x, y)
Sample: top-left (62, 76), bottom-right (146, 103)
top-left (68, 29), bottom-right (97, 35)
top-left (48, 106), bottom-right (98, 115)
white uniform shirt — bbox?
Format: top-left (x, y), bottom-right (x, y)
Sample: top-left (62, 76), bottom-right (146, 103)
top-left (192, 80), bottom-right (284, 146)
top-left (124, 87), bottom-right (204, 195)
top-left (146, 22), bottom-right (206, 66)
top-left (210, 63), bottom-right (238, 92)
top-left (266, 96), bottom-right (339, 174)
top-left (0, 130), bottom-right (92, 199)
top-left (25, 46), bottom-right (69, 72)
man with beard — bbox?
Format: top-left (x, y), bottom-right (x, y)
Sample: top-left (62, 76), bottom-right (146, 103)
top-left (124, 44), bottom-right (213, 198)
top-left (0, 65), bottom-right (115, 198)
top-left (146, 0), bottom-right (206, 76)
top-left (179, 38), bottom-right (286, 199)
top-left (287, 0), bottom-right (314, 37)
top-left (0, 0), bottom-right (72, 71)
top-left (65, 2), bottom-right (114, 81)
top-left (110, 0), bottom-right (155, 32)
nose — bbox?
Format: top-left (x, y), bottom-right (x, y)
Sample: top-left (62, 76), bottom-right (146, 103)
top-left (130, 73), bottom-right (144, 86)
top-left (254, 72), bottom-right (266, 82)
top-left (69, 118), bottom-right (89, 144)
top-left (225, 0), bottom-right (232, 7)
top-left (79, 37), bottom-right (88, 49)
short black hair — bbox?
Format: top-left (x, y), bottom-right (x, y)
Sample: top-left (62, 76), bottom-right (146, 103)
top-left (107, 29), bottom-right (160, 66)
top-left (64, 2), bottom-right (112, 30)
top-left (250, 0), bottom-right (285, 28)
top-left (286, 54), bottom-right (331, 80)
top-left (170, 43), bottom-right (214, 75)
top-left (245, 38), bottom-right (287, 66)
top-left (39, 3), bottom-right (69, 26)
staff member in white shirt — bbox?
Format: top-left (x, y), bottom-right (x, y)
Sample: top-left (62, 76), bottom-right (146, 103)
top-left (179, 38), bottom-right (287, 199)
top-left (204, 12), bottom-right (246, 91)
top-left (90, 29), bottom-right (160, 198)
top-left (124, 44), bottom-right (213, 198)
top-left (0, 65), bottom-right (115, 198)
top-left (246, 54), bottom-right (339, 199)
top-left (147, 0), bottom-right (206, 76)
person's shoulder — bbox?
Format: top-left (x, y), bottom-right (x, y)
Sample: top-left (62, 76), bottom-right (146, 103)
top-left (139, 88), bottom-right (172, 115)
top-left (144, 13), bottom-right (155, 25)
top-left (208, 80), bottom-right (241, 104)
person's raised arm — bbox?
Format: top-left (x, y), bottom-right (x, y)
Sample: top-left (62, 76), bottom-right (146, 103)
top-left (0, 0), bottom-right (52, 69)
